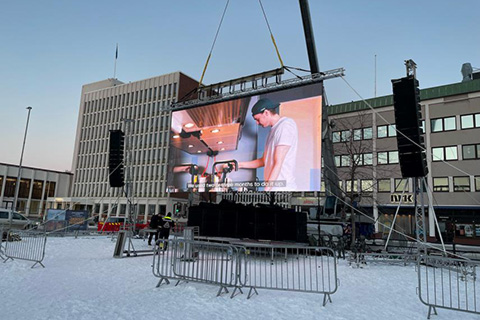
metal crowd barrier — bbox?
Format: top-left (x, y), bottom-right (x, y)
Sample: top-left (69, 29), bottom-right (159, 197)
top-left (3, 229), bottom-right (47, 268)
top-left (418, 254), bottom-right (480, 319)
top-left (349, 252), bottom-right (417, 267)
top-left (152, 240), bottom-right (339, 304)
top-left (0, 225), bottom-right (6, 261)
top-left (239, 244), bottom-right (338, 305)
top-left (153, 239), bottom-right (243, 297)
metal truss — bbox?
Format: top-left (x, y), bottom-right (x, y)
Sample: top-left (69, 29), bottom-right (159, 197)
top-left (166, 67), bottom-right (345, 111)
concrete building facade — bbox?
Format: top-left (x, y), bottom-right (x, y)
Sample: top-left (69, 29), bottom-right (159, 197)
top-left (325, 77), bottom-right (480, 244)
top-left (69, 72), bottom-right (198, 222)
top-left (0, 163), bottom-right (72, 217)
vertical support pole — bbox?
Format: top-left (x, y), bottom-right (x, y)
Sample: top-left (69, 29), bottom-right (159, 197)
top-left (299, 0), bottom-right (341, 199)
top-left (13, 106), bottom-right (32, 213)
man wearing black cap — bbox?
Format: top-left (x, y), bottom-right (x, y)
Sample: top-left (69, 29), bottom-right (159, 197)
top-left (237, 98), bottom-right (298, 191)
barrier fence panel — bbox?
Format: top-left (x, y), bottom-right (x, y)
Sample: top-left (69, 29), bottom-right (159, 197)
top-left (418, 254), bottom-right (480, 319)
top-left (239, 245), bottom-right (338, 305)
top-left (152, 240), bottom-right (184, 286)
top-left (0, 225), bottom-right (6, 261)
top-left (350, 252), bottom-right (417, 267)
top-left (3, 229), bottom-right (48, 268)
top-left (172, 240), bottom-right (243, 297)
top-left (152, 239), bottom-right (243, 297)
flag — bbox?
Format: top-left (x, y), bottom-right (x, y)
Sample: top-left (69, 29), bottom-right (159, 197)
top-left (115, 44), bottom-right (118, 59)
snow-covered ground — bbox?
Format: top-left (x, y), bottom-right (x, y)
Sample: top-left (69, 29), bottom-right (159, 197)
top-left (1, 236), bottom-right (478, 320)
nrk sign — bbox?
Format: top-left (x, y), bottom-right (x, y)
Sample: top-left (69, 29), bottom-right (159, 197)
top-left (390, 194), bottom-right (413, 204)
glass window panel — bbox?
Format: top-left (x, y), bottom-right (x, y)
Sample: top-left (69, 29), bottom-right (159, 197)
top-left (431, 119), bottom-right (443, 132)
top-left (363, 153), bottom-right (373, 165)
top-left (445, 146), bottom-right (458, 160)
top-left (363, 127), bottom-right (373, 140)
top-left (394, 179), bottom-right (408, 192)
top-left (477, 145), bottom-right (480, 158)
top-left (475, 114), bottom-right (480, 127)
top-left (433, 177), bottom-right (449, 192)
top-left (462, 145), bottom-right (476, 160)
top-left (444, 117), bottom-right (456, 131)
top-left (377, 125), bottom-right (387, 138)
top-left (332, 132), bottom-right (341, 143)
top-left (341, 155), bottom-right (351, 167)
top-left (461, 115), bottom-right (474, 129)
top-left (432, 147), bottom-right (444, 161)
top-left (334, 156), bottom-right (341, 167)
top-left (353, 129), bottom-right (362, 141)
top-left (341, 130), bottom-right (351, 142)
top-left (377, 152), bottom-right (388, 164)
top-left (388, 124), bottom-right (397, 137)
top-left (345, 180), bottom-right (358, 192)
top-left (389, 151), bottom-right (399, 164)
top-left (378, 179), bottom-right (391, 192)
top-left (361, 180), bottom-right (373, 192)
top-left (353, 154), bottom-right (362, 166)
top-left (453, 176), bottom-right (470, 192)
top-left (475, 176), bottom-right (480, 192)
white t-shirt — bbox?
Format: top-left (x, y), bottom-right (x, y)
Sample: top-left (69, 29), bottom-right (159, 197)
top-left (263, 117), bottom-right (298, 191)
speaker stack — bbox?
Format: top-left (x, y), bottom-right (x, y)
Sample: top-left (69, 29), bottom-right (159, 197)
top-left (187, 202), bottom-right (307, 242)
top-left (391, 76), bottom-right (428, 177)
top-left (108, 130), bottom-right (125, 187)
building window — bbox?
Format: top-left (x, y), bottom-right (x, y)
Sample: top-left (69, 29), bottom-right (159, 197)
top-left (334, 156), bottom-right (340, 167)
top-left (332, 132), bottom-right (341, 143)
top-left (360, 179), bottom-right (374, 192)
top-left (420, 120), bottom-right (425, 134)
top-left (332, 130), bottom-right (351, 143)
top-left (431, 116), bottom-right (456, 132)
top-left (341, 155), bottom-right (351, 167)
top-left (475, 176), bottom-right (480, 192)
top-left (433, 177), bottom-right (449, 192)
top-left (460, 113), bottom-right (480, 129)
top-left (377, 179), bottom-right (391, 192)
top-left (462, 144), bottom-right (480, 160)
top-left (377, 151), bottom-right (399, 164)
top-left (453, 176), bottom-right (470, 192)
top-left (394, 178), bottom-right (408, 192)
top-left (461, 114), bottom-right (474, 129)
top-left (377, 124), bottom-right (396, 138)
top-left (363, 153), bottom-right (373, 165)
top-left (345, 180), bottom-right (358, 193)
top-left (432, 146), bottom-right (458, 161)
top-left (353, 127), bottom-right (372, 140)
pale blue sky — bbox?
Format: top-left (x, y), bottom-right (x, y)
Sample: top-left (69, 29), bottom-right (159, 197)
top-left (1, 0), bottom-right (479, 171)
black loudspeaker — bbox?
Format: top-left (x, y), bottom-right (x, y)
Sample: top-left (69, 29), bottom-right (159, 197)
top-left (391, 76), bottom-right (428, 177)
top-left (109, 130), bottom-right (125, 187)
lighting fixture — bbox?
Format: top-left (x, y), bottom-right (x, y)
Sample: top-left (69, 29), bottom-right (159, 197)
top-left (217, 141), bottom-right (223, 144)
top-left (211, 129), bottom-right (220, 133)
top-left (184, 123), bottom-right (194, 128)
top-left (172, 135), bottom-right (180, 139)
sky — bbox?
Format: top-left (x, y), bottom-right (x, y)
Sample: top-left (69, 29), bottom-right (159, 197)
top-left (0, 0), bottom-right (479, 172)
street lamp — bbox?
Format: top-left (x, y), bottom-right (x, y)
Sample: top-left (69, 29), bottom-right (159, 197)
top-left (13, 106), bottom-right (32, 212)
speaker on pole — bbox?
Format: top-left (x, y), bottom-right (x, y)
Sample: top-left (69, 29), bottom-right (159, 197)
top-left (392, 76), bottom-right (428, 177)
top-left (109, 130), bottom-right (125, 188)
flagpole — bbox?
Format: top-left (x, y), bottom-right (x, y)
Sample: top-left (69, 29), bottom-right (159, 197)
top-left (114, 43), bottom-right (118, 79)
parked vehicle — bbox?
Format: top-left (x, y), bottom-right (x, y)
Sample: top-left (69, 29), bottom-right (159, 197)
top-left (97, 217), bottom-right (148, 233)
top-left (0, 209), bottom-right (37, 229)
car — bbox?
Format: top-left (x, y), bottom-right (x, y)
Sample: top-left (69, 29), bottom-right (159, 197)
top-left (0, 209), bottom-right (36, 229)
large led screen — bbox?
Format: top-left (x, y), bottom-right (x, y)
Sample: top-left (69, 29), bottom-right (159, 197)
top-left (167, 83), bottom-right (322, 192)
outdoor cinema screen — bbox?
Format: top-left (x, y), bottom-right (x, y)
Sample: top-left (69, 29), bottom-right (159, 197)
top-left (167, 83), bottom-right (322, 192)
